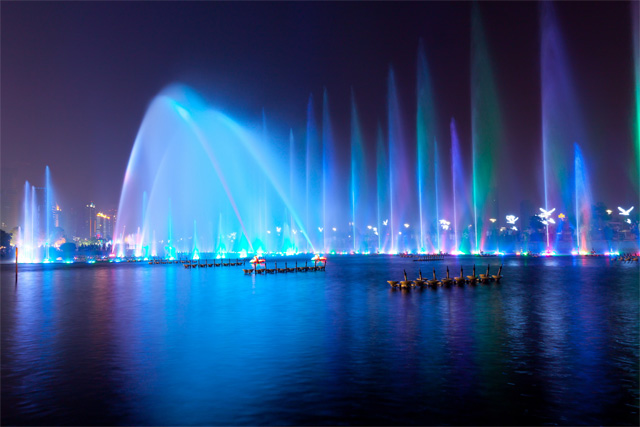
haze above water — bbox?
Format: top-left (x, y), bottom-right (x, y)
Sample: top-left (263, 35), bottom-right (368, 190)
top-left (2, 256), bottom-right (638, 425)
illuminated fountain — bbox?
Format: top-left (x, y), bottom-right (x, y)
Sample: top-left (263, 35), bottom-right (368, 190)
top-left (350, 89), bottom-right (370, 253)
top-left (109, 6), bottom-right (632, 257)
top-left (17, 166), bottom-right (56, 263)
top-left (471, 4), bottom-right (502, 254)
top-left (450, 118), bottom-right (471, 254)
top-left (633, 1), bottom-right (640, 248)
top-left (541, 1), bottom-right (587, 253)
top-left (113, 85), bottom-right (312, 258)
top-left (574, 143), bottom-right (592, 252)
top-left (375, 123), bottom-right (390, 252)
top-left (417, 39), bottom-right (438, 253)
top-left (305, 94), bottom-right (322, 253)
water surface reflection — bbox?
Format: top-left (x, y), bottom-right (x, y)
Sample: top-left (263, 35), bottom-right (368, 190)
top-left (2, 256), bottom-right (638, 425)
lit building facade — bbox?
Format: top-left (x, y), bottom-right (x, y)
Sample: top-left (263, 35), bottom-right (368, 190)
top-left (96, 212), bottom-right (113, 240)
top-left (85, 202), bottom-right (96, 238)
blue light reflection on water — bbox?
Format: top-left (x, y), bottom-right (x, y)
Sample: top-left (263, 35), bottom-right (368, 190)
top-left (1, 256), bottom-right (638, 425)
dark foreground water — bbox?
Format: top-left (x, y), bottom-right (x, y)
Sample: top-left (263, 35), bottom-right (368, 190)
top-left (2, 255), bottom-right (638, 426)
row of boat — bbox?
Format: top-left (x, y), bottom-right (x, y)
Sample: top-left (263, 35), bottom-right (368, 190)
top-left (183, 259), bottom-right (245, 268)
top-left (399, 253), bottom-right (449, 259)
top-left (412, 255), bottom-right (447, 262)
top-left (613, 254), bottom-right (639, 262)
top-left (388, 264), bottom-right (503, 288)
top-left (244, 261), bottom-right (326, 275)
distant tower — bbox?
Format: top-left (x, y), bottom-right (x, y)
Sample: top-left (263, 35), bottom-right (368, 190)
top-left (52, 204), bottom-right (62, 228)
top-left (85, 202), bottom-right (96, 238)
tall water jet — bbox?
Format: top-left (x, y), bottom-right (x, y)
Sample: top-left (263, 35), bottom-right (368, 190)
top-left (17, 167), bottom-right (58, 263)
top-left (376, 123), bottom-right (389, 252)
top-left (416, 39), bottom-right (438, 253)
top-left (450, 118), bottom-right (468, 253)
top-left (321, 89), bottom-right (336, 252)
top-left (288, 129), bottom-right (298, 253)
top-left (44, 166), bottom-right (53, 261)
top-left (388, 67), bottom-right (414, 253)
top-left (434, 139), bottom-right (442, 252)
top-left (350, 88), bottom-right (367, 252)
top-left (540, 1), bottom-right (586, 252)
top-left (21, 182), bottom-right (34, 262)
top-left (633, 1), bottom-right (640, 231)
top-left (305, 94), bottom-right (321, 252)
top-left (471, 4), bottom-right (502, 253)
top-left (574, 143), bottom-right (592, 252)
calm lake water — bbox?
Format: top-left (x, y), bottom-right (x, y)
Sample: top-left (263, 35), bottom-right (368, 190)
top-left (2, 255), bottom-right (638, 426)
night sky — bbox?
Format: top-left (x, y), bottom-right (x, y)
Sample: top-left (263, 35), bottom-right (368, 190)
top-left (2, 1), bottom-right (637, 227)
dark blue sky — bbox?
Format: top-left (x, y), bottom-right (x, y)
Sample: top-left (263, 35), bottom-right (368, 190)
top-left (1, 1), bottom-right (636, 226)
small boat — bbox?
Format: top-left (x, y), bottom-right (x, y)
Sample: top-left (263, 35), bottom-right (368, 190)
top-left (388, 280), bottom-right (399, 287)
top-left (311, 254), bottom-right (327, 263)
top-left (250, 256), bottom-right (265, 265)
top-left (454, 266), bottom-right (465, 284)
top-left (243, 268), bottom-right (254, 274)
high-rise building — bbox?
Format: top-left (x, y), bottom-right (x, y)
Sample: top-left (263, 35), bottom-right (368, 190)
top-left (52, 204), bottom-right (62, 228)
top-left (85, 202), bottom-right (96, 238)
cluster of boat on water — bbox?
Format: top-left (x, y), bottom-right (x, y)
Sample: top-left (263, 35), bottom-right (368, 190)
top-left (243, 255), bottom-right (327, 275)
top-left (613, 253), bottom-right (639, 262)
top-left (388, 264), bottom-right (503, 288)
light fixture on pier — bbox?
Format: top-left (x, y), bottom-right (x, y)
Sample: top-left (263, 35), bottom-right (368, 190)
top-left (618, 206), bottom-right (634, 215)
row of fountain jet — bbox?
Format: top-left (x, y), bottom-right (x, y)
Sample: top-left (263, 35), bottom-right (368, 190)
top-left (388, 264), bottom-right (503, 288)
